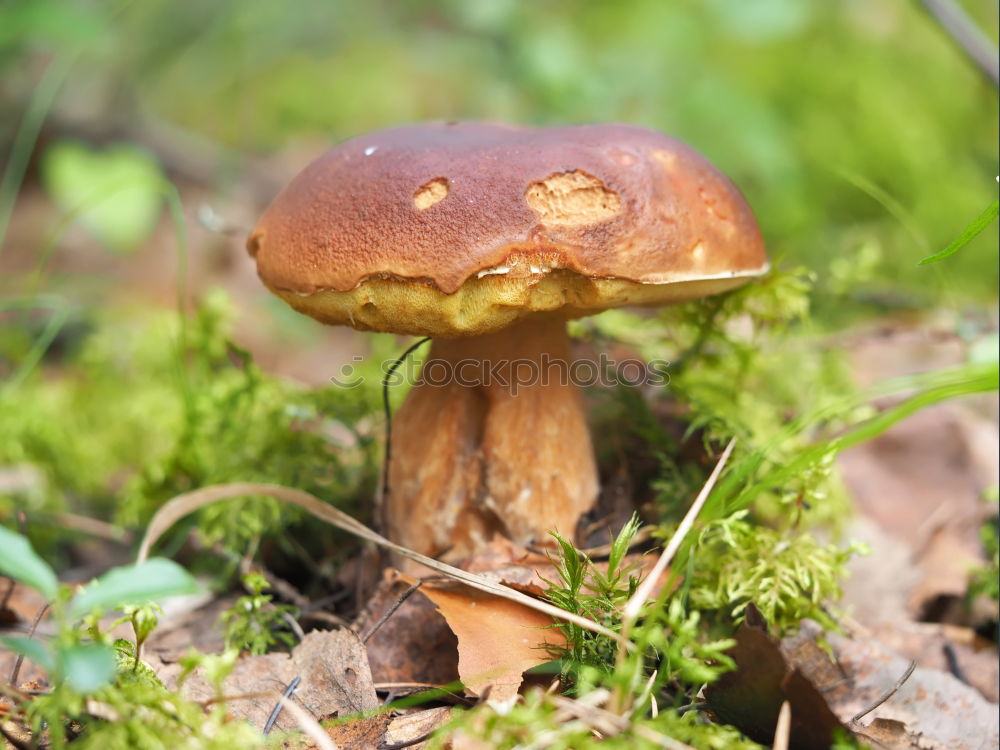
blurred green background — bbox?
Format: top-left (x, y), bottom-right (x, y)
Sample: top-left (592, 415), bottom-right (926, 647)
top-left (3, 0), bottom-right (997, 306)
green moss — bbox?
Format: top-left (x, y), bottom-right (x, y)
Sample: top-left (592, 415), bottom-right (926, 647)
top-left (433, 689), bottom-right (764, 749)
top-left (1, 290), bottom-right (382, 563)
top-left (687, 511), bottom-right (865, 632)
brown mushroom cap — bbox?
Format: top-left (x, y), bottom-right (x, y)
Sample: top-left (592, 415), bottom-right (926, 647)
top-left (248, 122), bottom-right (768, 337)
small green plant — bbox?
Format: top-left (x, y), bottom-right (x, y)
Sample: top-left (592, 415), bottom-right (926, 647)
top-left (219, 571), bottom-right (299, 655)
top-left (543, 518), bottom-right (735, 702)
top-left (0, 525), bottom-right (196, 744)
top-left (967, 489), bottom-right (999, 606)
top-left (542, 516), bottom-right (643, 680)
top-left (0, 525), bottom-right (263, 748)
top-left (110, 603), bottom-right (162, 672)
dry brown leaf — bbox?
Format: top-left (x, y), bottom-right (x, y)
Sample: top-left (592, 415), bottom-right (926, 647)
top-left (457, 537), bottom-right (558, 596)
top-left (413, 578), bottom-right (566, 702)
top-left (839, 403), bottom-right (998, 623)
top-left (858, 620), bottom-right (999, 704)
top-left (358, 571), bottom-right (459, 686)
top-left (174, 629), bottom-right (378, 733)
top-left (382, 707), bottom-right (453, 749)
top-left (324, 711), bottom-right (393, 750)
top-left (854, 717), bottom-right (922, 750)
top-left (791, 620), bottom-right (999, 750)
top-left (143, 594), bottom-right (234, 664)
top-left (704, 605), bottom-right (847, 749)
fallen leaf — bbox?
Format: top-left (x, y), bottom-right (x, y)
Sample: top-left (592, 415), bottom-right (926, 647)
top-left (414, 578), bottom-right (566, 702)
top-left (357, 571), bottom-right (459, 687)
top-left (382, 706), bottom-right (453, 749)
top-left (143, 594), bottom-right (234, 663)
top-left (839, 402), bottom-right (998, 623)
top-left (704, 605), bottom-right (846, 749)
top-left (853, 717), bottom-right (920, 750)
top-left (324, 711), bottom-right (393, 749)
top-left (174, 628), bottom-right (378, 733)
top-left (458, 537), bottom-right (558, 597)
top-left (792, 620), bottom-right (1000, 750)
top-left (860, 620), bottom-right (998, 704)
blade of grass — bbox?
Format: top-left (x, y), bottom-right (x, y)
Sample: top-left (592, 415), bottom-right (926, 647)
top-left (0, 55), bottom-right (77, 256)
top-left (702, 359), bottom-right (999, 523)
top-left (721, 359), bottom-right (998, 517)
top-left (919, 199), bottom-right (999, 265)
top-left (832, 167), bottom-right (930, 253)
top-left (0, 295), bottom-right (70, 392)
top-left (611, 440), bottom-right (734, 714)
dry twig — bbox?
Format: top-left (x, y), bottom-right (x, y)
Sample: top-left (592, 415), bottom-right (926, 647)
top-left (276, 693), bottom-right (339, 750)
top-left (849, 659), bottom-right (917, 726)
top-left (772, 700), bottom-right (791, 750)
top-left (362, 581), bottom-right (423, 644)
top-left (623, 438), bottom-right (736, 620)
top-left (919, 0), bottom-right (999, 87)
top-left (8, 603), bottom-right (49, 687)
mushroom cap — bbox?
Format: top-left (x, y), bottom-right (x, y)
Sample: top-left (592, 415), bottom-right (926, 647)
top-left (248, 122), bottom-right (768, 337)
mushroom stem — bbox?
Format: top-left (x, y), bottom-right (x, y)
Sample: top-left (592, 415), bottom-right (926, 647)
top-left (385, 317), bottom-right (598, 560)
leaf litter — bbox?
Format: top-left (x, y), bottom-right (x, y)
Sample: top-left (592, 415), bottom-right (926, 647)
top-left (706, 605), bottom-right (999, 750)
top-left (161, 628), bottom-right (379, 735)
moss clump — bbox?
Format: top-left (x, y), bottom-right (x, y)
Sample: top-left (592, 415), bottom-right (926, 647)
top-left (1, 290), bottom-right (383, 565)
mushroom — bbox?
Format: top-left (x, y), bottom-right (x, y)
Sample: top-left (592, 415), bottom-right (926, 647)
top-left (247, 122), bottom-right (767, 561)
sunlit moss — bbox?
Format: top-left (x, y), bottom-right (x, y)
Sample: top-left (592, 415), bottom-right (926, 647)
top-left (1, 290), bottom-right (382, 561)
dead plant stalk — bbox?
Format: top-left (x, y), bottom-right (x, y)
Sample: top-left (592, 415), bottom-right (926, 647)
top-left (136, 483), bottom-right (630, 648)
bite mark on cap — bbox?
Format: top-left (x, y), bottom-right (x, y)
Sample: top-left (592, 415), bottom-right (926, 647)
top-left (525, 170), bottom-right (620, 226)
top-left (414, 177), bottom-right (450, 210)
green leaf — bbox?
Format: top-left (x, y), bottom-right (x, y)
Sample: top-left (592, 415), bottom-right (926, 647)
top-left (40, 140), bottom-right (166, 254)
top-left (68, 558), bottom-right (198, 620)
top-left (0, 525), bottom-right (59, 600)
top-left (608, 514), bottom-right (640, 574)
top-left (919, 200), bottom-right (999, 265)
top-left (60, 644), bottom-right (116, 693)
top-left (1, 635), bottom-right (55, 673)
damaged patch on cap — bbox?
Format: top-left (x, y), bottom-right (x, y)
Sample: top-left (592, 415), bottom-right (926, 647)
top-left (414, 177), bottom-right (450, 210)
top-left (525, 170), bottom-right (621, 226)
